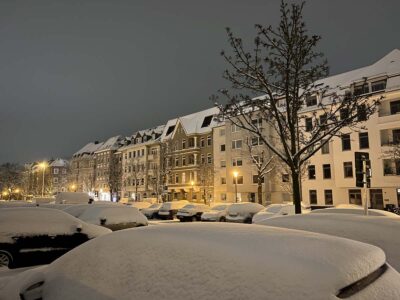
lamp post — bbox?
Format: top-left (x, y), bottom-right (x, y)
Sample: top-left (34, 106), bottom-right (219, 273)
top-left (190, 181), bottom-right (194, 201)
top-left (233, 171), bottom-right (239, 203)
top-left (39, 162), bottom-right (47, 197)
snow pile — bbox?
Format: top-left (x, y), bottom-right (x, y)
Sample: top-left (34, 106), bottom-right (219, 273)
top-left (311, 207), bottom-right (400, 217)
top-left (64, 205), bottom-right (148, 227)
top-left (252, 203), bottom-right (311, 224)
top-left (227, 202), bottom-right (264, 215)
top-left (2, 223), bottom-right (400, 299)
top-left (0, 207), bottom-right (111, 243)
top-left (256, 213), bottom-right (400, 271)
top-left (0, 202), bottom-right (36, 209)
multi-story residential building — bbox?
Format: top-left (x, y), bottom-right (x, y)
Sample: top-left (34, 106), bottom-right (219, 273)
top-left (70, 141), bottom-right (103, 193)
top-left (120, 125), bottom-right (164, 201)
top-left (161, 107), bottom-right (218, 203)
top-left (93, 136), bottom-right (124, 201)
top-left (48, 159), bottom-right (69, 193)
top-left (213, 119), bottom-right (290, 205)
top-left (302, 49), bottom-right (400, 209)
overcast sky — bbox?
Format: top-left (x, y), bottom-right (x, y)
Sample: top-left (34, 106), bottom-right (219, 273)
top-left (0, 0), bottom-right (399, 164)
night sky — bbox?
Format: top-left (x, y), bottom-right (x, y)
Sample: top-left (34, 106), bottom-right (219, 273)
top-left (1, 0), bottom-right (399, 164)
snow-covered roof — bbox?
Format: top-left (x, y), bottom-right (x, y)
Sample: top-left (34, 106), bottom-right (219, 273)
top-left (95, 135), bottom-right (123, 153)
top-left (73, 141), bottom-right (104, 157)
top-left (161, 107), bottom-right (220, 140)
top-left (49, 158), bottom-right (68, 168)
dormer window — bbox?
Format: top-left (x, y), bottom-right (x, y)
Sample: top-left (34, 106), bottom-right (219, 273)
top-left (353, 84), bottom-right (369, 96)
top-left (306, 95), bottom-right (317, 107)
top-left (166, 125), bottom-right (175, 135)
top-left (201, 115), bottom-right (213, 128)
top-left (371, 80), bottom-right (387, 92)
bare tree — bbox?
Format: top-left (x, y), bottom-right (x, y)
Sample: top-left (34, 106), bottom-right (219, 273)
top-left (157, 140), bottom-right (175, 202)
top-left (245, 137), bottom-right (274, 204)
top-left (215, 1), bottom-right (380, 213)
top-left (0, 163), bottom-right (23, 198)
top-left (107, 153), bottom-right (122, 201)
top-left (126, 156), bottom-right (143, 201)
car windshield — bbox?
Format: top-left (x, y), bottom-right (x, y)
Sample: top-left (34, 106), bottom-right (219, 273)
top-left (265, 206), bottom-right (284, 213)
top-left (183, 205), bottom-right (196, 209)
top-left (212, 205), bottom-right (227, 211)
top-left (149, 204), bottom-right (160, 209)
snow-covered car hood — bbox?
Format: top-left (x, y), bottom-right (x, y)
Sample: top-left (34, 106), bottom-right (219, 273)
top-left (3, 223), bottom-right (399, 299)
top-left (201, 210), bottom-right (223, 219)
top-left (252, 211), bottom-right (276, 223)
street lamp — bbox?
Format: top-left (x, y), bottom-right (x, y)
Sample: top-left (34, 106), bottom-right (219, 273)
top-left (39, 162), bottom-right (47, 197)
top-left (190, 181), bottom-right (195, 201)
top-left (2, 191), bottom-right (8, 200)
top-left (233, 171), bottom-right (239, 203)
top-left (70, 184), bottom-right (76, 192)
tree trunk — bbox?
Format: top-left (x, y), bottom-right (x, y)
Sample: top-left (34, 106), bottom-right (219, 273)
top-left (291, 170), bottom-right (302, 214)
top-left (257, 181), bottom-right (263, 205)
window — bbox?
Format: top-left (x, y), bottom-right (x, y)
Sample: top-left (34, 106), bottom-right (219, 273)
top-left (341, 134), bottom-right (351, 151)
top-left (53, 168), bottom-right (59, 175)
top-left (321, 140), bottom-right (329, 154)
top-left (393, 129), bottom-right (400, 144)
top-left (220, 144), bottom-right (226, 152)
top-left (309, 190), bottom-right (317, 205)
top-left (233, 176), bottom-right (244, 184)
top-left (182, 173), bottom-right (186, 183)
top-left (188, 154), bottom-right (195, 165)
top-left (220, 129), bottom-right (225, 136)
top-left (354, 84), bottom-right (369, 96)
top-left (128, 152), bottom-right (132, 159)
top-left (282, 174), bottom-right (289, 182)
top-left (324, 190), bottom-right (333, 205)
top-left (151, 148), bottom-right (157, 155)
top-left (221, 177), bottom-right (226, 185)
top-left (357, 104), bottom-right (367, 121)
top-left (371, 80), bottom-right (386, 92)
top-left (232, 140), bottom-right (242, 149)
top-left (201, 155), bottom-right (205, 164)
top-left (308, 165), bottom-right (316, 180)
top-left (306, 95), bottom-right (317, 107)
top-left (343, 162), bottom-right (353, 178)
top-left (62, 169), bottom-right (67, 174)
top-left (175, 174), bottom-right (179, 184)
top-left (359, 132), bottom-right (369, 149)
top-left (305, 118), bottom-right (313, 132)
top-left (340, 108), bottom-right (349, 121)
top-left (252, 175), bottom-right (264, 184)
top-left (319, 114), bottom-right (327, 125)
top-left (53, 177), bottom-right (58, 183)
top-left (252, 118), bottom-right (262, 128)
top-left (231, 124), bottom-right (240, 132)
top-left (220, 160), bottom-right (226, 168)
top-left (141, 149), bottom-right (145, 156)
top-left (390, 100), bottom-right (400, 115)
top-left (200, 138), bottom-right (205, 148)
top-left (182, 156), bottom-right (186, 166)
top-left (232, 158), bottom-right (243, 167)
top-left (188, 138), bottom-right (195, 148)
top-left (182, 139), bottom-right (186, 149)
top-left (323, 164), bottom-right (331, 179)
top-left (166, 125), bottom-right (175, 135)
top-left (251, 137), bottom-right (263, 146)
top-left (207, 136), bottom-right (212, 146)
top-left (201, 115), bottom-right (213, 128)
top-left (221, 193), bottom-right (227, 201)
top-left (175, 157), bottom-right (179, 167)
top-left (207, 154), bottom-right (212, 164)
top-left (349, 189), bottom-right (362, 205)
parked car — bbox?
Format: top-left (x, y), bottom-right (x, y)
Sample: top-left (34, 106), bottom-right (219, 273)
top-left (141, 203), bottom-right (162, 219)
top-left (2, 223), bottom-right (400, 299)
top-left (226, 202), bottom-right (264, 223)
top-left (310, 206), bottom-right (400, 217)
top-left (158, 200), bottom-right (189, 220)
top-left (176, 204), bottom-right (210, 222)
top-left (62, 204), bottom-right (148, 231)
top-left (0, 207), bottom-right (111, 269)
top-left (201, 203), bottom-right (231, 222)
top-left (55, 192), bottom-right (93, 204)
top-left (255, 213), bottom-right (400, 271)
top-left (129, 201), bottom-right (152, 211)
top-left (252, 203), bottom-right (311, 224)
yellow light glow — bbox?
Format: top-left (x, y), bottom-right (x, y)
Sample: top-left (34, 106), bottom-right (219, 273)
top-left (71, 184), bottom-right (76, 190)
top-left (2, 191), bottom-right (9, 196)
top-left (39, 162), bottom-right (47, 169)
top-left (233, 171), bottom-right (239, 178)
top-left (14, 188), bottom-right (20, 193)
top-left (190, 181), bottom-right (194, 186)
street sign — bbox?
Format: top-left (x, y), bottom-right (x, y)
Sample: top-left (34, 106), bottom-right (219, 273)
top-left (355, 152), bottom-right (371, 188)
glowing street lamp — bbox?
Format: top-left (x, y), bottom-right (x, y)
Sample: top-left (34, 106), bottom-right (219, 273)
top-left (190, 181), bottom-right (195, 201)
top-left (39, 162), bottom-right (47, 197)
top-left (70, 184), bottom-right (76, 192)
top-left (233, 171), bottom-right (239, 203)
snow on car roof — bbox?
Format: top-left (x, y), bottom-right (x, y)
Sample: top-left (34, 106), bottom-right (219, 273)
top-left (0, 207), bottom-right (110, 243)
top-left (2, 223), bottom-right (392, 300)
top-left (256, 213), bottom-right (400, 271)
top-left (310, 207), bottom-right (400, 217)
top-left (227, 202), bottom-right (264, 214)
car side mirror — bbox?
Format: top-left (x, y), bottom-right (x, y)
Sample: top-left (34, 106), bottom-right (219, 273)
top-left (100, 217), bottom-right (107, 226)
top-left (75, 224), bottom-right (83, 233)
top-left (19, 281), bottom-right (44, 300)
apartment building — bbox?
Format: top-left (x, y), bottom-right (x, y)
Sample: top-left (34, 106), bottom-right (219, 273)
top-left (161, 107), bottom-right (218, 203)
top-left (93, 136), bottom-right (124, 201)
top-left (302, 49), bottom-right (400, 209)
top-left (70, 141), bottom-right (103, 193)
top-left (120, 125), bottom-right (164, 201)
top-left (213, 119), bottom-right (290, 205)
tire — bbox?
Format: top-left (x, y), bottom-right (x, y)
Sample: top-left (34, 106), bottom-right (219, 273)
top-left (219, 217), bottom-right (226, 222)
top-left (0, 251), bottom-right (13, 268)
top-left (192, 216), bottom-right (197, 222)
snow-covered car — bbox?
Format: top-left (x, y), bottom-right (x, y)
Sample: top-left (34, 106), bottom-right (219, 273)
top-left (129, 201), bottom-right (152, 210)
top-left (62, 204), bottom-right (148, 231)
top-left (310, 206), bottom-right (400, 217)
top-left (201, 203), bottom-right (231, 222)
top-left (141, 203), bottom-right (162, 219)
top-left (0, 207), bottom-right (110, 269)
top-left (55, 192), bottom-right (93, 204)
top-left (226, 202), bottom-right (264, 223)
top-left (2, 223), bottom-right (400, 299)
top-left (158, 200), bottom-right (189, 220)
top-left (255, 213), bottom-right (400, 271)
top-left (176, 204), bottom-right (210, 222)
top-left (252, 203), bottom-right (311, 224)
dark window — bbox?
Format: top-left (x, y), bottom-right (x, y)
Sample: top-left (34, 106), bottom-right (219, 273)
top-left (321, 140), bottom-right (329, 154)
top-left (252, 175), bottom-right (264, 184)
top-left (282, 174), bottom-right (289, 182)
top-left (396, 160), bottom-right (400, 175)
top-left (390, 100), bottom-right (400, 115)
top-left (340, 108), bottom-right (349, 121)
top-left (252, 118), bottom-right (262, 128)
top-left (189, 138), bottom-right (195, 147)
top-left (359, 132), bottom-right (369, 149)
top-left (349, 189), bottom-right (362, 205)
top-left (354, 84), bottom-right (369, 96)
top-left (342, 134), bottom-right (351, 151)
top-left (324, 190), bottom-right (333, 205)
top-left (357, 104), bottom-right (367, 121)
top-left (308, 165), bottom-right (316, 180)
top-left (221, 177), bottom-right (226, 184)
top-left (233, 176), bottom-right (244, 184)
top-left (305, 118), bottom-right (313, 132)
top-left (166, 125), bottom-right (175, 135)
top-left (201, 115), bottom-right (213, 128)
top-left (309, 190), bottom-right (317, 205)
top-left (393, 129), bottom-right (400, 144)
top-left (371, 80), bottom-right (386, 92)
top-left (344, 162), bottom-right (353, 178)
top-left (220, 144), bottom-right (226, 152)
top-left (323, 164), bottom-right (331, 179)
top-left (306, 95), bottom-right (317, 107)
top-left (319, 114), bottom-right (328, 125)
